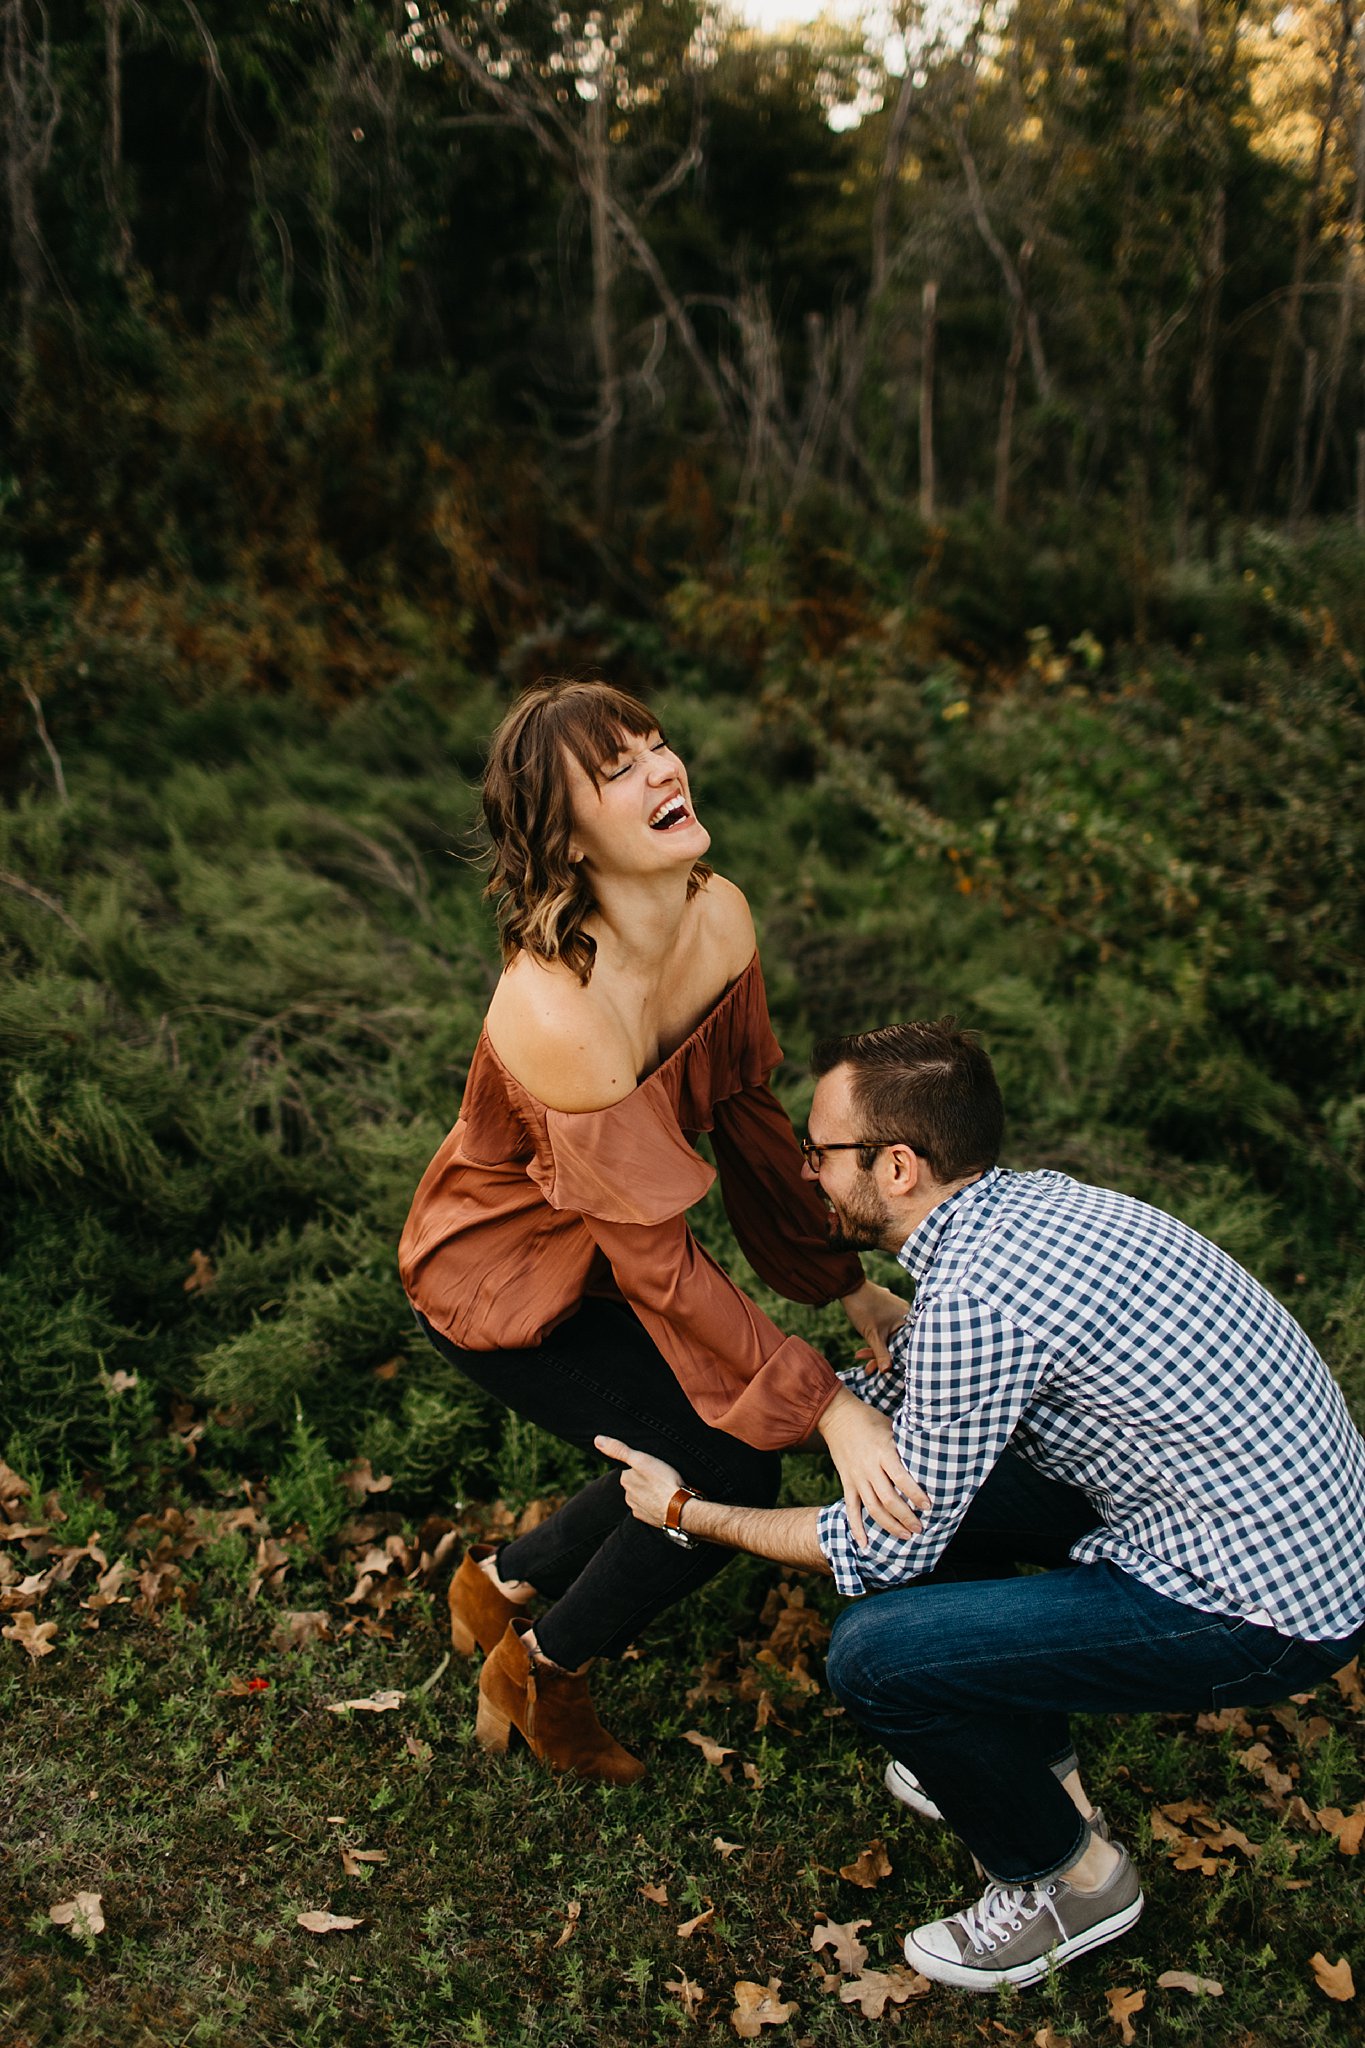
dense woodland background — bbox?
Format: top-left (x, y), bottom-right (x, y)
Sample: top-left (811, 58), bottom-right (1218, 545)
top-left (3, 9), bottom-right (1365, 2041)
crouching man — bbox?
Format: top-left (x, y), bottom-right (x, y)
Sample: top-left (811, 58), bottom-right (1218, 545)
top-left (598, 1020), bottom-right (1365, 1991)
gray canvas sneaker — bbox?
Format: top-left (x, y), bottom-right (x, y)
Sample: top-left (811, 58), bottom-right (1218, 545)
top-left (903, 1842), bottom-right (1144, 1989)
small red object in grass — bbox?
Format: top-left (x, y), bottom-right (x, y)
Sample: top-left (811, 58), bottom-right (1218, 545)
top-left (247, 1677), bottom-right (269, 1692)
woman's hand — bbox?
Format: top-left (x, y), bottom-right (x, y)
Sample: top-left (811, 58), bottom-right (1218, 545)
top-left (816, 1386), bottom-right (929, 1550)
top-left (840, 1279), bottom-right (912, 1373)
top-left (595, 1435), bottom-right (681, 1529)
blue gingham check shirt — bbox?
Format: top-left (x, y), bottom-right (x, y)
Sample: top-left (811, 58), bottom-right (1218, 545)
top-left (817, 1169), bottom-right (1365, 1642)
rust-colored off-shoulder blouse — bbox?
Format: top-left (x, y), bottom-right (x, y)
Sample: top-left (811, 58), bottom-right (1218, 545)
top-left (398, 954), bottom-right (862, 1450)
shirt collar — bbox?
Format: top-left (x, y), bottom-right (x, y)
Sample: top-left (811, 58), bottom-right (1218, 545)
top-left (896, 1166), bottom-right (1003, 1282)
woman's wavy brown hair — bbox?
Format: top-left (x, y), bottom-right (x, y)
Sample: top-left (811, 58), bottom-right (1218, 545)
top-left (482, 679), bottom-right (712, 984)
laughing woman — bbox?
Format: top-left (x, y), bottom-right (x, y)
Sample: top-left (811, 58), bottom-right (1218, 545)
top-left (399, 679), bottom-right (914, 1782)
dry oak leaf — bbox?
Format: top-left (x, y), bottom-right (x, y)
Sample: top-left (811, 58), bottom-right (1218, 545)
top-left (1333, 1658), bottom-right (1364, 1709)
top-left (247, 1536), bottom-right (289, 1605)
top-left (666, 1973), bottom-right (706, 2018)
top-left (49, 1892), bottom-right (104, 1937)
top-left (1309, 1953), bottom-right (1356, 2001)
top-left (325, 1689), bottom-right (406, 1714)
top-left (551, 1900), bottom-right (581, 1950)
top-left (1106, 1986), bottom-right (1146, 2043)
top-left (1157, 1970), bottom-right (1224, 1997)
top-left (685, 1728), bottom-right (736, 1771)
top-left (1034, 2030), bottom-right (1075, 2048)
top-left (714, 1837), bottom-right (744, 1860)
top-left (274, 1609), bottom-right (331, 1651)
top-left (340, 1846), bottom-right (389, 1876)
top-left (342, 1458), bottom-right (394, 1501)
top-left (1233, 1741), bottom-right (1295, 1799)
top-left (3, 1612), bottom-right (57, 1660)
top-left (810, 1915), bottom-right (870, 1976)
top-left (838, 1965), bottom-right (929, 2017)
top-left (838, 1839), bottom-right (892, 1888)
top-left (639, 1881), bottom-right (670, 1906)
top-left (730, 1977), bottom-right (797, 2038)
top-left (297, 1910), bottom-right (365, 1934)
top-left (677, 1901), bottom-right (715, 1940)
top-left (1314, 1805), bottom-right (1365, 1855)
top-left (0, 1461), bottom-right (32, 1510)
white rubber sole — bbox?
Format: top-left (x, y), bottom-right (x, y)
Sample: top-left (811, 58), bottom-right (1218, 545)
top-left (883, 1757), bottom-right (943, 1822)
top-left (904, 1888), bottom-right (1145, 1990)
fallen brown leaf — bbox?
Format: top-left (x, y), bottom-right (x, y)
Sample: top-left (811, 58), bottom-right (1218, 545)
top-left (1033, 2029), bottom-right (1074, 2048)
top-left (838, 1839), bottom-right (892, 1888)
top-left (1157, 1969), bottom-right (1224, 1996)
top-left (1332, 1658), bottom-right (1364, 1709)
top-left (810, 1915), bottom-right (870, 1976)
top-left (838, 1965), bottom-right (929, 2017)
top-left (247, 1536), bottom-right (289, 1605)
top-left (3, 1612), bottom-right (57, 1660)
top-left (324, 1689), bottom-right (405, 1714)
top-left (297, 1910), bottom-right (364, 1934)
top-left (666, 1973), bottom-right (706, 2018)
top-left (49, 1892), bottom-right (104, 1937)
top-left (1106, 1986), bottom-right (1146, 2043)
top-left (684, 1728), bottom-right (736, 1772)
top-left (639, 1880), bottom-right (669, 1906)
top-left (1314, 1804), bottom-right (1365, 1855)
top-left (677, 1901), bottom-right (715, 1939)
top-left (340, 1847), bottom-right (388, 1876)
top-left (713, 1837), bottom-right (744, 1860)
top-left (0, 1462), bottom-right (32, 1511)
top-left (274, 1610), bottom-right (331, 1651)
top-left (342, 1459), bottom-right (394, 1501)
top-left (1309, 1952), bottom-right (1355, 2001)
top-left (184, 1249), bottom-right (216, 1293)
top-left (730, 1977), bottom-right (797, 2038)
top-left (551, 1900), bottom-right (581, 1950)
top-left (1233, 1741), bottom-right (1294, 1799)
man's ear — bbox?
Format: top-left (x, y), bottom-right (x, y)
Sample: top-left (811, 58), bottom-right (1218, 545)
top-left (883, 1143), bottom-right (921, 1195)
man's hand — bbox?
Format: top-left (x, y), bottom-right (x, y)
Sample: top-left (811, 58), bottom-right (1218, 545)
top-left (840, 1279), bottom-right (912, 1373)
top-left (816, 1386), bottom-right (929, 1550)
top-left (595, 1435), bottom-right (681, 1530)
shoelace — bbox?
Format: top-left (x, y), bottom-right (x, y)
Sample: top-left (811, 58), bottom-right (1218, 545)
top-left (954, 1879), bottom-right (1063, 1956)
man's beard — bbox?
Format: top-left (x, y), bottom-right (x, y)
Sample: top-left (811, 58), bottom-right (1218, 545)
top-left (824, 1178), bottom-right (894, 1253)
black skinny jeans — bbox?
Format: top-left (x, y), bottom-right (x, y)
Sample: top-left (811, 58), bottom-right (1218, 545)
top-left (416, 1299), bottom-right (782, 1667)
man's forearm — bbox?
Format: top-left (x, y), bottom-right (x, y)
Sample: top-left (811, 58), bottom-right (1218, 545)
top-left (682, 1498), bottom-right (831, 1574)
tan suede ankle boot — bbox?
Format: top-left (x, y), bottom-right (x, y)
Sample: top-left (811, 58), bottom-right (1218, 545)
top-left (448, 1544), bottom-right (522, 1657)
top-left (476, 1619), bottom-right (646, 1785)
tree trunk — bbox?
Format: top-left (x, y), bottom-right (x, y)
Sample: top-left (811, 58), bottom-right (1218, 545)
top-left (2, 0), bottom-right (61, 364)
top-left (994, 246), bottom-right (1031, 524)
top-left (1244, 0), bottom-right (1356, 515)
top-left (587, 69), bottom-right (621, 534)
top-left (1289, 346), bottom-right (1319, 527)
top-left (919, 279), bottom-right (938, 522)
top-left (102, 0), bottom-right (132, 277)
top-left (1178, 184), bottom-right (1226, 561)
top-left (1305, 23), bottom-right (1365, 510)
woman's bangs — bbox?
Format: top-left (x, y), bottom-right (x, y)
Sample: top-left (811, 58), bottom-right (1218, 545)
top-left (557, 688), bottom-right (659, 785)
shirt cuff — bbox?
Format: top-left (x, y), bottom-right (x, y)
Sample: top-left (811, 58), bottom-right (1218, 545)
top-left (817, 1501), bottom-right (870, 1598)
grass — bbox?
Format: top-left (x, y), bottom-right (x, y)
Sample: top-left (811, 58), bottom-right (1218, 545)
top-left (3, 1480), bottom-right (1363, 2048)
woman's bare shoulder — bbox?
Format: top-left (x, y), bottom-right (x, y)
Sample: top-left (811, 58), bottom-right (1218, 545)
top-left (485, 954), bottom-right (638, 1112)
top-left (696, 872), bottom-right (757, 978)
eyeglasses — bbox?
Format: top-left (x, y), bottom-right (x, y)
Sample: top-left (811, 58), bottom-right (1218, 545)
top-left (800, 1136), bottom-right (897, 1173)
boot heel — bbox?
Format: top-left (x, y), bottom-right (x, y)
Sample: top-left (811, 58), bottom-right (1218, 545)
top-left (449, 1606), bottom-right (479, 1658)
top-left (475, 1693), bottom-right (513, 1753)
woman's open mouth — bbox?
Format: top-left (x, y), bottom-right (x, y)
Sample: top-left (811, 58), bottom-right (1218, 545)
top-left (648, 796), bottom-right (690, 830)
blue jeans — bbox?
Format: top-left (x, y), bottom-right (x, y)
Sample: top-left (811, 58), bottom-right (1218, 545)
top-left (826, 1450), bottom-right (1364, 1884)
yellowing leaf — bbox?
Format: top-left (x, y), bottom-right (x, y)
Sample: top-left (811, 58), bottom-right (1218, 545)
top-left (838, 1839), bottom-right (892, 1888)
top-left (325, 1689), bottom-right (405, 1714)
top-left (730, 1977), bottom-right (797, 2038)
top-left (297, 1911), bottom-right (365, 1934)
top-left (810, 1915), bottom-right (870, 1976)
top-left (3, 1612), bottom-right (57, 1660)
top-left (1156, 1969), bottom-right (1224, 1996)
top-left (837, 1965), bottom-right (928, 2017)
top-left (1309, 1952), bottom-right (1355, 2001)
top-left (49, 1892), bottom-right (104, 1937)
top-left (1106, 1986), bottom-right (1146, 2042)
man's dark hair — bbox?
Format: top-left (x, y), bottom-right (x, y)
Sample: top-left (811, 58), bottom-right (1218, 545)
top-left (810, 1018), bottom-right (1003, 1184)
